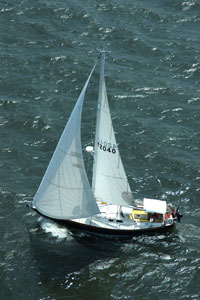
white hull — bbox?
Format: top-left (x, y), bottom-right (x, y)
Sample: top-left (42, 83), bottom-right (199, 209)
top-left (35, 202), bottom-right (176, 238)
top-left (59, 218), bottom-right (175, 239)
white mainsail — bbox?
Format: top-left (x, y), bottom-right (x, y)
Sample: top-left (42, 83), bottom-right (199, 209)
top-left (33, 62), bottom-right (100, 220)
top-left (92, 53), bottom-right (136, 207)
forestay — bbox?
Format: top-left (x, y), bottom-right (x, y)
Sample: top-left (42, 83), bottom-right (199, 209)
top-left (33, 62), bottom-right (100, 220)
top-left (92, 53), bottom-right (136, 207)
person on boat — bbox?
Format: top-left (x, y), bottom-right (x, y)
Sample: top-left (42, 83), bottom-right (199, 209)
top-left (172, 207), bottom-right (183, 222)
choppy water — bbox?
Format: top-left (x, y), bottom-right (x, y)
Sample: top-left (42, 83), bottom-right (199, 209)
top-left (1, 0), bottom-right (200, 299)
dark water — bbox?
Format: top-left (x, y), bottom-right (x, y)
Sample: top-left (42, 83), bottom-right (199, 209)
top-left (1, 0), bottom-right (200, 299)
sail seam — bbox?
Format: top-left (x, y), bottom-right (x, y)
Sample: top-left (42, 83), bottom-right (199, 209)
top-left (95, 173), bottom-right (125, 180)
top-left (44, 179), bottom-right (91, 190)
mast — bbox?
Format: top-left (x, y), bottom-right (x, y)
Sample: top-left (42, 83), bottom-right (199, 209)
top-left (92, 50), bottom-right (105, 189)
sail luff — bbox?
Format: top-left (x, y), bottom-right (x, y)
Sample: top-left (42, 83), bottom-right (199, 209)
top-left (33, 61), bottom-right (100, 220)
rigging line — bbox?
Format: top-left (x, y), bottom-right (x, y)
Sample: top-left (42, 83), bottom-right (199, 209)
top-left (84, 54), bottom-right (101, 181)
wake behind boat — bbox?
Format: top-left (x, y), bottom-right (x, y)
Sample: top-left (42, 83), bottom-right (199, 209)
top-left (32, 50), bottom-right (182, 238)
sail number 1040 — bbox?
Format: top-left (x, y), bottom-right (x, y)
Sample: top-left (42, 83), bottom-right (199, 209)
top-left (97, 142), bottom-right (116, 154)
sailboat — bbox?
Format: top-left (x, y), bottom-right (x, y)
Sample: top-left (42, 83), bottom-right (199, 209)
top-left (32, 50), bottom-right (181, 237)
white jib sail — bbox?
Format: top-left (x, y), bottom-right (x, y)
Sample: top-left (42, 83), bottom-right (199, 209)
top-left (33, 62), bottom-right (100, 220)
top-left (92, 53), bottom-right (135, 207)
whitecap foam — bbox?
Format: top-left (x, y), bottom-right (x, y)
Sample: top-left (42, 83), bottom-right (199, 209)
top-left (40, 217), bottom-right (72, 240)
